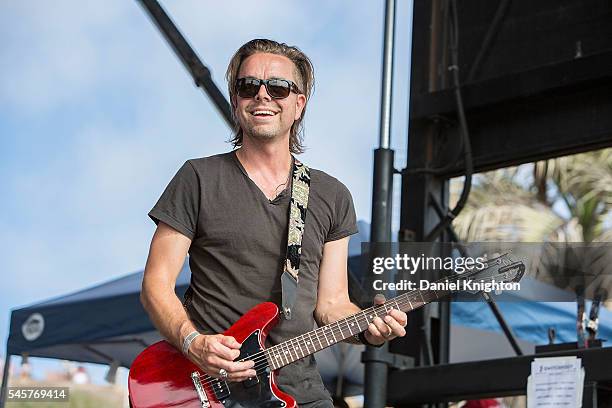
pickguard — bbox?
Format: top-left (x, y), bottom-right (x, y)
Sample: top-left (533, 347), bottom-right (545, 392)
top-left (213, 330), bottom-right (285, 408)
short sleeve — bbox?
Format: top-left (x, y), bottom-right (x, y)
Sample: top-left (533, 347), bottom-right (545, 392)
top-left (148, 160), bottom-right (200, 240)
top-left (325, 182), bottom-right (358, 242)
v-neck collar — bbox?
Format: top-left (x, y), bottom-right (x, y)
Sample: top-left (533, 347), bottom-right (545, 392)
top-left (231, 150), bottom-right (294, 205)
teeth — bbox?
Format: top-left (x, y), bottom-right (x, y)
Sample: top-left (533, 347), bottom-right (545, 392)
top-left (252, 110), bottom-right (275, 116)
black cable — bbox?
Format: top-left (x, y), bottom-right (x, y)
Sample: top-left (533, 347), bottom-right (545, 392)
top-left (425, 0), bottom-right (474, 242)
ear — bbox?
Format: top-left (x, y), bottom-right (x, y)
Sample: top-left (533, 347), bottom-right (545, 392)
top-left (294, 94), bottom-right (307, 121)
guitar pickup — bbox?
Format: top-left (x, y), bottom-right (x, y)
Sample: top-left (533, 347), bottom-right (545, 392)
top-left (243, 375), bottom-right (260, 388)
top-left (212, 379), bottom-right (231, 400)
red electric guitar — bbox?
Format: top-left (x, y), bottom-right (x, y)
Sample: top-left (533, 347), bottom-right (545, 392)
top-left (128, 254), bottom-right (524, 408)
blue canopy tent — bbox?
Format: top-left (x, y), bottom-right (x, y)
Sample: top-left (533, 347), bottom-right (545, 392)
top-left (5, 262), bottom-right (190, 367)
top-left (0, 263), bottom-right (192, 406)
top-left (453, 281), bottom-right (612, 347)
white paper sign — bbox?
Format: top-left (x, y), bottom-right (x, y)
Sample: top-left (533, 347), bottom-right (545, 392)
top-left (527, 356), bottom-right (584, 408)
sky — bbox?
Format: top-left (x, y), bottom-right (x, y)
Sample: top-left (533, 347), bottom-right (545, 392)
top-left (0, 1), bottom-right (414, 384)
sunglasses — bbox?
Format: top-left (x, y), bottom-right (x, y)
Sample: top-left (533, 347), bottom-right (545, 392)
top-left (235, 77), bottom-right (301, 99)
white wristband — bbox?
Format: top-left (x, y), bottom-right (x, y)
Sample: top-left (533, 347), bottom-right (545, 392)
top-left (182, 331), bottom-right (200, 356)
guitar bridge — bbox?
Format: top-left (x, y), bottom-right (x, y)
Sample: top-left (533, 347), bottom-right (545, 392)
top-left (191, 371), bottom-right (211, 408)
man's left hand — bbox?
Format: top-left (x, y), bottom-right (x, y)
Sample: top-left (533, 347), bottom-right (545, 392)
top-left (364, 294), bottom-right (408, 346)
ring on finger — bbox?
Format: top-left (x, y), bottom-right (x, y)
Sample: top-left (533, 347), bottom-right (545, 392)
top-left (219, 368), bottom-right (228, 379)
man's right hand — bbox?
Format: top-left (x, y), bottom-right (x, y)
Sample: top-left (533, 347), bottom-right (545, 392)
top-left (186, 334), bottom-right (256, 382)
top-left (142, 223), bottom-right (255, 382)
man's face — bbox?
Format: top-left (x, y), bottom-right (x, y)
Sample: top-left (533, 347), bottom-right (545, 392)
top-left (233, 52), bottom-right (306, 143)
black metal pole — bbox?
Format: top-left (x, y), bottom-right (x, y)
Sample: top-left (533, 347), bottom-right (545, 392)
top-left (364, 148), bottom-right (394, 408)
top-left (371, 149), bottom-right (394, 241)
top-left (481, 293), bottom-right (523, 356)
top-left (136, 0), bottom-right (234, 127)
top-left (363, 0), bottom-right (396, 405)
top-left (0, 352), bottom-right (11, 408)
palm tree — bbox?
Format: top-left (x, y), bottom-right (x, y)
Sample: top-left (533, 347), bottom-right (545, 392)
top-left (450, 148), bottom-right (612, 339)
top-left (452, 148), bottom-right (611, 244)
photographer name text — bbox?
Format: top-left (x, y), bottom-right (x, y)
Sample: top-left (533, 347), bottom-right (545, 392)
top-left (372, 279), bottom-right (521, 293)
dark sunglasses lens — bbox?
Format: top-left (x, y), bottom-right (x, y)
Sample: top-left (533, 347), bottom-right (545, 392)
top-left (266, 79), bottom-right (291, 98)
top-left (237, 79), bottom-right (260, 98)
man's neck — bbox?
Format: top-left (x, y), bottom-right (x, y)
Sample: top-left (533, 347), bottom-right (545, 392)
top-left (235, 135), bottom-right (292, 178)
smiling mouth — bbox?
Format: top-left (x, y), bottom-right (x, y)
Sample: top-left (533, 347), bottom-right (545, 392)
top-left (250, 109), bottom-right (278, 117)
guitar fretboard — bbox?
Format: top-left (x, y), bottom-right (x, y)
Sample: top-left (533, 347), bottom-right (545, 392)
top-left (264, 284), bottom-right (451, 370)
top-left (264, 255), bottom-right (521, 371)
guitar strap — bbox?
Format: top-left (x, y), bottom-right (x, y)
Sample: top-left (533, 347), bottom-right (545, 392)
top-left (281, 158), bottom-right (311, 320)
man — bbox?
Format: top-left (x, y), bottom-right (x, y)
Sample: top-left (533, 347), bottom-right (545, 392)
top-left (141, 39), bottom-right (407, 407)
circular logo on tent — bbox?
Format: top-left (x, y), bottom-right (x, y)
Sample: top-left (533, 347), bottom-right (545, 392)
top-left (22, 313), bottom-right (45, 341)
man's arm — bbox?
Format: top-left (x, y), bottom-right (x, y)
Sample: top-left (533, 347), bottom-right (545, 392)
top-left (314, 237), bottom-right (407, 345)
top-left (141, 222), bottom-right (255, 381)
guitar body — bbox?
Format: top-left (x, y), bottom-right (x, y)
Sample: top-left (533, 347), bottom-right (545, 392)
top-left (128, 302), bottom-right (296, 408)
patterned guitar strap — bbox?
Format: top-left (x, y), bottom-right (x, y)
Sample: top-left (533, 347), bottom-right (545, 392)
top-left (281, 158), bottom-right (311, 320)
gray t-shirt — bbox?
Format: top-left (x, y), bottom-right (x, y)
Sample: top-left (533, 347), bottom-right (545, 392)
top-left (148, 151), bottom-right (358, 404)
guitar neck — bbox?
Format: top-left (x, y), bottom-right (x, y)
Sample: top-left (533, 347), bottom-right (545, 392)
top-left (265, 282), bottom-right (452, 371)
top-left (264, 254), bottom-right (523, 370)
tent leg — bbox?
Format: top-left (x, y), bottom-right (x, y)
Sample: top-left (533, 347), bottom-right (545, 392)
top-left (0, 353), bottom-right (11, 408)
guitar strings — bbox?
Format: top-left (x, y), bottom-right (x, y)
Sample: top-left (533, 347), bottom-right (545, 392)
top-left (200, 260), bottom-right (516, 385)
top-left (196, 260), bottom-right (514, 388)
top-left (196, 259), bottom-right (514, 388)
top-left (243, 258), bottom-right (508, 368)
top-left (234, 254), bottom-right (510, 371)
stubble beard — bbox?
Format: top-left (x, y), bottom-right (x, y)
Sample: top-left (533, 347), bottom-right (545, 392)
top-left (243, 121), bottom-right (282, 142)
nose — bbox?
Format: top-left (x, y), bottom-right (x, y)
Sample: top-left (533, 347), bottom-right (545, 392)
top-left (255, 83), bottom-right (271, 101)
